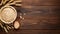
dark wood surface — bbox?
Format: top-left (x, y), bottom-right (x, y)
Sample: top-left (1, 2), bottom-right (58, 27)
top-left (0, 0), bottom-right (60, 34)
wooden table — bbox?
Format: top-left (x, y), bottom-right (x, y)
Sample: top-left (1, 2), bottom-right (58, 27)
top-left (0, 0), bottom-right (60, 34)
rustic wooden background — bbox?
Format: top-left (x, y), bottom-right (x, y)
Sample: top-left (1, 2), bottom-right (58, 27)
top-left (0, 0), bottom-right (60, 34)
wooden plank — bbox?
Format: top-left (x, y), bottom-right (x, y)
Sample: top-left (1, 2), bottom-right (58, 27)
top-left (0, 30), bottom-right (60, 34)
top-left (22, 0), bottom-right (60, 6)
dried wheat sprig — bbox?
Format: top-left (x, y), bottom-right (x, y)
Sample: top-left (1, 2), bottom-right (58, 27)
top-left (9, 3), bottom-right (22, 6)
top-left (6, 25), bottom-right (11, 30)
top-left (9, 0), bottom-right (22, 6)
top-left (4, 0), bottom-right (14, 6)
top-left (0, 0), bottom-right (22, 7)
top-left (14, 1), bottom-right (22, 3)
top-left (3, 0), bottom-right (9, 4)
top-left (4, 27), bottom-right (8, 33)
top-left (5, 0), bottom-right (22, 6)
top-left (9, 0), bottom-right (14, 3)
top-left (0, 0), bottom-right (8, 6)
top-left (0, 23), bottom-right (4, 28)
top-left (1, 0), bottom-right (9, 5)
top-left (15, 4), bottom-right (22, 6)
top-left (0, 23), bottom-right (8, 33)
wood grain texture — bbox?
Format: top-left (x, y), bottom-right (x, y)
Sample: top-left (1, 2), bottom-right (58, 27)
top-left (0, 0), bottom-right (60, 34)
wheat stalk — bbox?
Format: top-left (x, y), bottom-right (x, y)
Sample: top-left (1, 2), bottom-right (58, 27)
top-left (0, 23), bottom-right (8, 33)
top-left (0, 0), bottom-right (22, 6)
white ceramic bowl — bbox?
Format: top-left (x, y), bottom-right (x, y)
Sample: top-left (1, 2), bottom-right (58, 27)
top-left (0, 6), bottom-right (17, 24)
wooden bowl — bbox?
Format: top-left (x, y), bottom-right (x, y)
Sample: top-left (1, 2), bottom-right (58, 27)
top-left (0, 6), bottom-right (17, 24)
